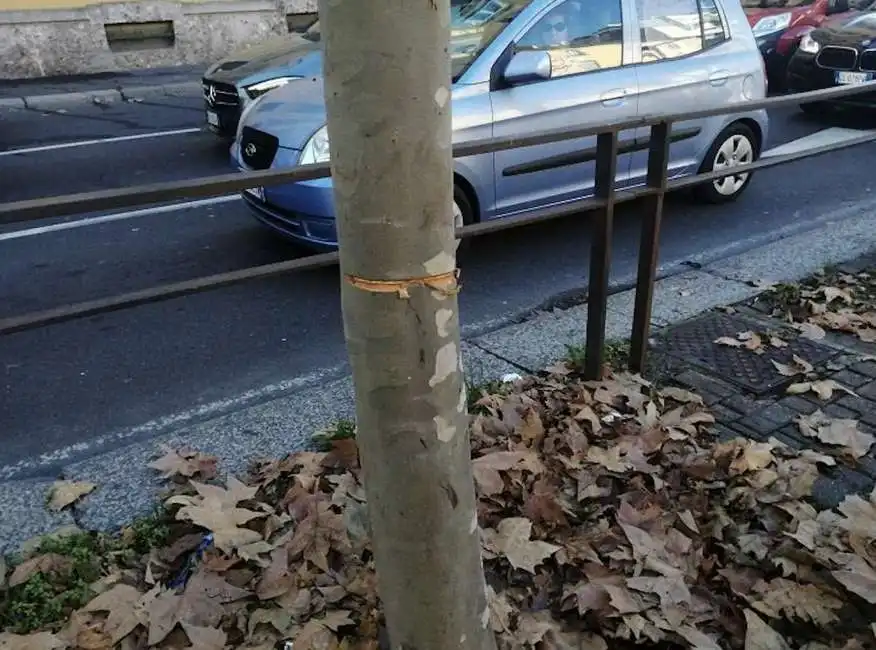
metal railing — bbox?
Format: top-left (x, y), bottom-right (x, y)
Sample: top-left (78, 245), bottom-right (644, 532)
top-left (2, 81), bottom-right (876, 381)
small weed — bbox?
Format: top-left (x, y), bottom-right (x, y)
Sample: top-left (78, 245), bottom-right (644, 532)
top-left (312, 419), bottom-right (357, 451)
top-left (604, 340), bottom-right (630, 369)
top-left (766, 282), bottom-right (803, 310)
top-left (566, 344), bottom-right (587, 370)
top-left (117, 507), bottom-right (171, 557)
top-left (466, 380), bottom-right (504, 414)
top-left (566, 340), bottom-right (630, 372)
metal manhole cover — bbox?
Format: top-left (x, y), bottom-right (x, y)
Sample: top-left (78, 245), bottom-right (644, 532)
top-left (661, 312), bottom-right (839, 396)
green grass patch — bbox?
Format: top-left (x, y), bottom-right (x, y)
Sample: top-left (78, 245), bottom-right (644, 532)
top-left (1, 509), bottom-right (173, 634)
top-left (566, 340), bottom-right (630, 373)
top-left (312, 419), bottom-right (357, 451)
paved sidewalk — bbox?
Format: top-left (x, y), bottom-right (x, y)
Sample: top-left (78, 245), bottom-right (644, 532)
top-left (0, 65), bottom-right (201, 109)
top-left (650, 251), bottom-right (876, 508)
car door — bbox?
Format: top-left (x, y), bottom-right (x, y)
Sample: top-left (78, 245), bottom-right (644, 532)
top-left (489, 0), bottom-right (640, 217)
top-left (629, 0), bottom-right (735, 181)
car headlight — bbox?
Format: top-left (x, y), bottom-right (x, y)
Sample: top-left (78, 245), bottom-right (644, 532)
top-left (235, 93), bottom-right (267, 142)
top-left (798, 32), bottom-right (820, 54)
top-left (752, 12), bottom-right (792, 36)
top-left (244, 76), bottom-right (299, 100)
top-left (299, 125), bottom-right (330, 165)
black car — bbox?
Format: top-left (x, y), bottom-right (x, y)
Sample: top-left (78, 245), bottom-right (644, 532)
top-left (786, 1), bottom-right (876, 112)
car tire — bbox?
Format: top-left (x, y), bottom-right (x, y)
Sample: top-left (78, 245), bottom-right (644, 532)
top-left (454, 183), bottom-right (476, 252)
top-left (693, 122), bottom-right (759, 205)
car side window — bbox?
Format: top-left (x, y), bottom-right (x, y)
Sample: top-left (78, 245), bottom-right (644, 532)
top-left (699, 0), bottom-right (728, 48)
top-left (515, 0), bottom-right (625, 77)
top-left (637, 0), bottom-right (727, 62)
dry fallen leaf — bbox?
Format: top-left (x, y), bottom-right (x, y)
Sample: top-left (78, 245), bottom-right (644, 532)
top-left (797, 411), bottom-right (875, 458)
top-left (796, 321), bottom-right (826, 340)
top-left (483, 517), bottom-right (560, 573)
top-left (831, 553), bottom-right (876, 604)
top-left (786, 379), bottom-right (855, 400)
top-left (751, 578), bottom-right (842, 625)
top-left (772, 355), bottom-right (814, 377)
top-left (744, 609), bottom-right (791, 650)
top-left (47, 481), bottom-right (96, 511)
top-left (83, 584), bottom-right (154, 645)
top-left (714, 331), bottom-right (764, 352)
top-left (180, 623), bottom-right (226, 650)
top-left (8, 554), bottom-right (71, 588)
top-left (822, 286), bottom-right (853, 304)
top-left (149, 446), bottom-right (218, 480)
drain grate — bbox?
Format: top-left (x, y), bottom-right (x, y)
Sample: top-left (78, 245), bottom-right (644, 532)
top-left (660, 311), bottom-right (839, 396)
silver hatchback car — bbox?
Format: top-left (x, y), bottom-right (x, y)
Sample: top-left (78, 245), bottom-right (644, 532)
top-left (231, 0), bottom-right (769, 250)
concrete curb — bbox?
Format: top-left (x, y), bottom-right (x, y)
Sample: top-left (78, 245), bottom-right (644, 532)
top-left (1, 200), bottom-right (876, 553)
top-left (0, 80), bottom-right (201, 111)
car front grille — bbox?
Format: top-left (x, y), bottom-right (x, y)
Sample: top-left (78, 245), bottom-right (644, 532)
top-left (202, 79), bottom-right (240, 108)
top-left (816, 46), bottom-right (858, 71)
top-left (240, 126), bottom-right (279, 170)
top-left (859, 49), bottom-right (876, 72)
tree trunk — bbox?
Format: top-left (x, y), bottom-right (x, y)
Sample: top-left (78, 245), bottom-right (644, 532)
top-left (318, 1), bottom-right (496, 650)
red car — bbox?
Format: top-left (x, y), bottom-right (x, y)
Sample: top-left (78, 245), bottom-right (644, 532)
top-left (745, 0), bottom-right (874, 89)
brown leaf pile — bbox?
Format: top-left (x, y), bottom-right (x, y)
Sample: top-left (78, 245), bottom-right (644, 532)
top-left (3, 369), bottom-right (876, 650)
top-left (764, 269), bottom-right (876, 344)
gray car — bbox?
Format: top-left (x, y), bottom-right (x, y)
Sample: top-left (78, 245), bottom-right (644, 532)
top-left (230, 0), bottom-right (769, 250)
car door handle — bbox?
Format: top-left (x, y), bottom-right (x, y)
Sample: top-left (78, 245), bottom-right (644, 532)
top-left (709, 70), bottom-right (730, 86)
top-left (600, 88), bottom-right (628, 106)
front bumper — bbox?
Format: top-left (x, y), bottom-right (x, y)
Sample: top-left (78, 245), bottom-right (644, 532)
top-left (231, 139), bottom-right (338, 249)
top-left (202, 78), bottom-right (243, 137)
top-left (787, 51), bottom-right (876, 108)
top-left (242, 192), bottom-right (338, 250)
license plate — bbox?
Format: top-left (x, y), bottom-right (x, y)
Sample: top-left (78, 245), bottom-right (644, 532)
top-left (835, 71), bottom-right (874, 85)
top-left (244, 186), bottom-right (265, 201)
top-left (206, 110), bottom-right (220, 127)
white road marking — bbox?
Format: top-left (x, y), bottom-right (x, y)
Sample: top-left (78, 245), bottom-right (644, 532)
top-left (0, 362), bottom-right (351, 481)
top-left (0, 127), bottom-right (204, 158)
top-left (0, 195), bottom-right (241, 242)
top-left (762, 126), bottom-right (876, 158)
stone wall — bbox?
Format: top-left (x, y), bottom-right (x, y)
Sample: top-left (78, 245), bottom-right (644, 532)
top-left (0, 0), bottom-right (318, 79)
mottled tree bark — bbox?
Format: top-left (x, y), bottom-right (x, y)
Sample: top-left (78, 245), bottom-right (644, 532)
top-left (318, 1), bottom-right (495, 649)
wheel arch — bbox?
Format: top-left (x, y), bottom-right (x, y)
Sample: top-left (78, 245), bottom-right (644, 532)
top-left (453, 171), bottom-right (481, 223)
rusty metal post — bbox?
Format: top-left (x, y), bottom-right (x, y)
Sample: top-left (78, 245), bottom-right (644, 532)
top-left (629, 121), bottom-right (671, 373)
top-left (583, 131), bottom-right (619, 380)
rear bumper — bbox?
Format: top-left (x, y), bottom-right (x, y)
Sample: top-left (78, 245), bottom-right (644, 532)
top-left (787, 51), bottom-right (876, 108)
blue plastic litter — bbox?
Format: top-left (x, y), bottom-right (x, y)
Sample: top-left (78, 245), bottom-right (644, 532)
top-left (168, 533), bottom-right (214, 588)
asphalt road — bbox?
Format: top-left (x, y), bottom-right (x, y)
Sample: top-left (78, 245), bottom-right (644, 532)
top-left (2, 89), bottom-right (876, 477)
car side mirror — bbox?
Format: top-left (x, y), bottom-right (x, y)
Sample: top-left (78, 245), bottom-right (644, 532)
top-left (502, 50), bottom-right (552, 86)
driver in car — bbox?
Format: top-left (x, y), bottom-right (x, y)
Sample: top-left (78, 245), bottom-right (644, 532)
top-left (541, 6), bottom-right (572, 46)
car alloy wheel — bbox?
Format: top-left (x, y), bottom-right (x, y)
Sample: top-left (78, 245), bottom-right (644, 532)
top-left (694, 122), bottom-right (759, 204)
top-left (712, 133), bottom-right (754, 197)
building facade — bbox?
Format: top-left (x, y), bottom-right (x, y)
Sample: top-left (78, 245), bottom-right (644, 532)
top-left (0, 0), bottom-right (317, 79)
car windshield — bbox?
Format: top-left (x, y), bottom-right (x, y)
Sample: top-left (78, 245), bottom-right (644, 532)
top-left (295, 0), bottom-right (532, 80)
top-left (451, 0), bottom-right (532, 78)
